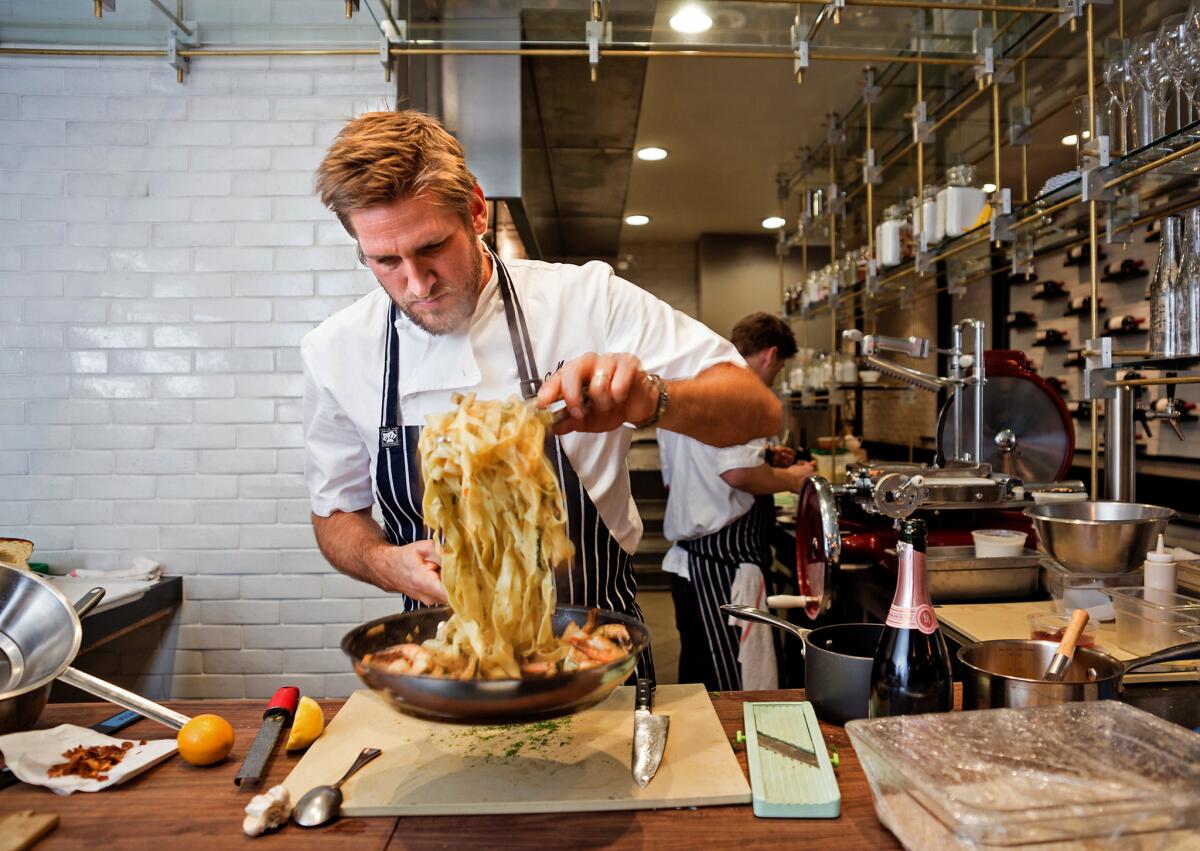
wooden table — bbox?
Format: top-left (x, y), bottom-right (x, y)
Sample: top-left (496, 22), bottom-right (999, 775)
top-left (1, 693), bottom-right (899, 850)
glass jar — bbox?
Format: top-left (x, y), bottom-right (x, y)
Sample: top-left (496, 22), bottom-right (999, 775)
top-left (879, 203), bottom-right (908, 268)
top-left (920, 185), bottom-right (940, 247)
top-left (941, 164), bottom-right (987, 238)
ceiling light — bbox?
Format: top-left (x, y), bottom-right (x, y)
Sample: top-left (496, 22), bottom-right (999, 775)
top-left (669, 4), bottom-right (712, 34)
top-left (762, 216), bottom-right (786, 230)
top-left (1061, 132), bottom-right (1088, 145)
top-left (625, 214), bottom-right (650, 226)
top-left (636, 146), bottom-right (669, 161)
top-left (981, 183), bottom-right (997, 194)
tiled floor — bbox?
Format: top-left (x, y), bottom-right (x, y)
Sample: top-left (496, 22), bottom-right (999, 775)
top-left (637, 590), bottom-right (680, 684)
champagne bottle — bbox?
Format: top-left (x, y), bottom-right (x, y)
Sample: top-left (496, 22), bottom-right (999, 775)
top-left (869, 518), bottom-right (953, 718)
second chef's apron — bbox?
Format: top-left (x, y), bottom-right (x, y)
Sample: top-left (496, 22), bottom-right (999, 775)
top-left (373, 247), bottom-right (653, 681)
top-left (675, 494), bottom-right (774, 690)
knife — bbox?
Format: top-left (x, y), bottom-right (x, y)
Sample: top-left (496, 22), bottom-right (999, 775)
top-left (631, 679), bottom-right (668, 788)
top-left (755, 730), bottom-right (821, 768)
top-left (234, 686), bottom-right (299, 788)
top-left (0, 708), bottom-right (143, 792)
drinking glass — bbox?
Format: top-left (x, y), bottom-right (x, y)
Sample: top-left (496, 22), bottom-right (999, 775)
top-left (1105, 43), bottom-right (1136, 154)
top-left (1158, 14), bottom-right (1190, 130)
top-left (1131, 31), bottom-right (1171, 141)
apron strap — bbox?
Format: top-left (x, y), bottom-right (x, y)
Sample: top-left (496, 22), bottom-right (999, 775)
top-left (492, 247), bottom-right (542, 399)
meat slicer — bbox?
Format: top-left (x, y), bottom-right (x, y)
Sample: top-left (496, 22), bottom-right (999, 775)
top-left (792, 318), bottom-right (1086, 619)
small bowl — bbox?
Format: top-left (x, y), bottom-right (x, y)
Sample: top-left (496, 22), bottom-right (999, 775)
top-left (1027, 612), bottom-right (1098, 648)
top-left (859, 370), bottom-right (881, 384)
top-left (972, 529), bottom-right (1028, 558)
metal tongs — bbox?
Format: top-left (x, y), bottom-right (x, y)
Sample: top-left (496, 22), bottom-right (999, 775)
top-left (528, 390), bottom-right (590, 427)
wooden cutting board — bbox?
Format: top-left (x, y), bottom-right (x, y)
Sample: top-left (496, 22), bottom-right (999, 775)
top-left (282, 684), bottom-right (750, 816)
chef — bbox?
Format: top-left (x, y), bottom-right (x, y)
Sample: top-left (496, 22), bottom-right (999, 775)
top-left (658, 312), bottom-right (815, 691)
top-left (301, 109), bottom-right (782, 679)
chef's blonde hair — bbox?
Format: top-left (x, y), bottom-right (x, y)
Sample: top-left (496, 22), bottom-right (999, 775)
top-left (316, 110), bottom-right (479, 235)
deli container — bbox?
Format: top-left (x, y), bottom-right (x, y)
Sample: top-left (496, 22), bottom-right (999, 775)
top-left (1040, 558), bottom-right (1142, 619)
top-left (847, 701), bottom-right (1200, 850)
top-left (1110, 587), bottom-right (1200, 656)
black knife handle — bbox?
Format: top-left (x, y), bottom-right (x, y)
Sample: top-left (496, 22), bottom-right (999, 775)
top-left (635, 678), bottom-right (652, 711)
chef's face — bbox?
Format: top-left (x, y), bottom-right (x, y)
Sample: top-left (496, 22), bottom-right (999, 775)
top-left (350, 186), bottom-right (490, 335)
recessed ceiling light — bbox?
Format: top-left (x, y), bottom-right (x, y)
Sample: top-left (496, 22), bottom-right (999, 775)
top-left (981, 183), bottom-right (997, 193)
top-left (625, 214), bottom-right (650, 226)
top-left (636, 146), bottom-right (669, 161)
top-left (1061, 132), bottom-right (1089, 145)
top-left (762, 216), bottom-right (786, 229)
top-left (669, 4), bottom-right (712, 34)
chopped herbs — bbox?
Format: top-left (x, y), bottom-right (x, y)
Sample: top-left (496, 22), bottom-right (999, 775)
top-left (433, 716), bottom-right (575, 763)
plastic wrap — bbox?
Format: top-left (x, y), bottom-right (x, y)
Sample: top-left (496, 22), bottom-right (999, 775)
top-left (847, 702), bottom-right (1200, 849)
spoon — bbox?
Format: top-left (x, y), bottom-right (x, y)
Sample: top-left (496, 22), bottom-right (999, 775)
top-left (291, 747), bottom-right (382, 828)
top-left (1043, 609), bottom-right (1090, 682)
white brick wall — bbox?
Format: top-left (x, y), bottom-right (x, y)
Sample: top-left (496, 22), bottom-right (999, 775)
top-left (0, 54), bottom-right (400, 699)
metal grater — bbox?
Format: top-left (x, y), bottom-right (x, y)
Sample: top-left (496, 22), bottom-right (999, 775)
top-left (743, 702), bottom-right (841, 818)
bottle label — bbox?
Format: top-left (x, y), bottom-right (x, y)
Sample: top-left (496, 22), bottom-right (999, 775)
top-left (885, 542), bottom-right (939, 635)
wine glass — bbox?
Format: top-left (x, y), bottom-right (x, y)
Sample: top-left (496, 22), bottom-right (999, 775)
top-left (1104, 42), bottom-right (1135, 154)
top-left (1158, 14), bottom-right (1190, 131)
top-left (1131, 31), bottom-right (1172, 142)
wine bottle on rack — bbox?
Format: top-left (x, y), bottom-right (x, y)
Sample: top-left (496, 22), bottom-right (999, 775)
top-left (1103, 258), bottom-right (1146, 279)
top-left (869, 518), bottom-right (952, 718)
top-left (1032, 280), bottom-right (1067, 300)
top-left (1006, 310), bottom-right (1037, 328)
top-left (1035, 329), bottom-right (1069, 346)
top-left (1066, 295), bottom-right (1104, 315)
top-left (1106, 314), bottom-right (1146, 333)
top-left (1064, 349), bottom-right (1087, 368)
top-left (1068, 400), bottom-right (1092, 419)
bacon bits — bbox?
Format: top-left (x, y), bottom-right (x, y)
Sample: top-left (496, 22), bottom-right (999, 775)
top-left (47, 741), bottom-right (133, 782)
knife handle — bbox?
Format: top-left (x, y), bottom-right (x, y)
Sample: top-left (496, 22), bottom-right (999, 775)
top-left (635, 678), bottom-right (652, 712)
top-left (264, 686), bottom-right (300, 722)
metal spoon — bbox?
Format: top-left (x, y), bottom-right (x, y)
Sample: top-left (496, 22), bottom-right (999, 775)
top-left (291, 747), bottom-right (382, 828)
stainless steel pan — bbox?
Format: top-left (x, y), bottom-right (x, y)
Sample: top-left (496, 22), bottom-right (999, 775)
top-left (342, 605), bottom-right (649, 723)
top-left (0, 565), bottom-right (189, 733)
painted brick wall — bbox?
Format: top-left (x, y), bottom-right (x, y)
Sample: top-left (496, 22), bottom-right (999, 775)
top-left (0, 54), bottom-right (402, 700)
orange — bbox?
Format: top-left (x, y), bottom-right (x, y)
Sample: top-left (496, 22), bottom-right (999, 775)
top-left (176, 713), bottom-right (235, 766)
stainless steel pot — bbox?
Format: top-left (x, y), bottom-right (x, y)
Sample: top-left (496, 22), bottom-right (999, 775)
top-left (1025, 500), bottom-right (1175, 573)
top-left (0, 565), bottom-right (190, 733)
top-left (958, 638), bottom-right (1200, 710)
top-left (342, 605), bottom-right (649, 723)
top-left (722, 605), bottom-right (881, 725)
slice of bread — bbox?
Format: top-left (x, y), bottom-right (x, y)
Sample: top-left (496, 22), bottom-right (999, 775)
top-left (0, 538), bottom-right (34, 571)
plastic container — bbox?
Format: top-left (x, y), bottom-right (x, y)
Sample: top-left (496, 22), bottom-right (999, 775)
top-left (878, 204), bottom-right (907, 268)
top-left (1110, 587), bottom-right (1200, 656)
top-left (971, 529), bottom-right (1028, 558)
top-left (919, 185), bottom-right (939, 248)
top-left (1040, 558), bottom-right (1142, 620)
top-left (1027, 611), bottom-right (1097, 648)
top-left (942, 164), bottom-right (987, 238)
top-left (859, 370), bottom-right (881, 384)
top-left (847, 702), bottom-right (1200, 850)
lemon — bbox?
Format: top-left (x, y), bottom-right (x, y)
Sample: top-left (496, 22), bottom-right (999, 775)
top-left (285, 696), bottom-right (325, 751)
top-left (177, 714), bottom-right (235, 766)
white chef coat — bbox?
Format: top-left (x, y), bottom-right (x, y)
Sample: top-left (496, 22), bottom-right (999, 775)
top-left (658, 431), bottom-right (766, 579)
top-left (302, 255), bottom-right (745, 555)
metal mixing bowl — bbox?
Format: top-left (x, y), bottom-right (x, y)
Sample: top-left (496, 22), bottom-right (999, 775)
top-left (1025, 501), bottom-right (1175, 574)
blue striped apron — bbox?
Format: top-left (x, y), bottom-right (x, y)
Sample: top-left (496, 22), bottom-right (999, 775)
top-left (677, 494), bottom-right (774, 690)
top-left (373, 249), bottom-right (653, 681)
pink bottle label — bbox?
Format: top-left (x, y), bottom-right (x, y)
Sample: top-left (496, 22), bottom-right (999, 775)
top-left (885, 542), bottom-right (939, 635)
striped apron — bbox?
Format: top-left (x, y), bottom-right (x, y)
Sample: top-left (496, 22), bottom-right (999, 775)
top-left (373, 249), bottom-right (654, 681)
top-left (676, 495), bottom-right (774, 690)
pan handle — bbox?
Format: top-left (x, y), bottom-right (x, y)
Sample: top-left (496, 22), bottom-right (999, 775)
top-left (720, 605), bottom-right (810, 655)
top-left (72, 587), bottom-right (106, 619)
top-left (58, 667), bottom-right (191, 731)
top-left (1121, 640), bottom-right (1200, 676)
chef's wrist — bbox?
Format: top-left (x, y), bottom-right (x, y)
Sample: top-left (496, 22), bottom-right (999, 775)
top-left (629, 372), bottom-right (668, 429)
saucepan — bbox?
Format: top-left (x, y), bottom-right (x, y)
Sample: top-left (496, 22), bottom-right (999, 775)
top-left (0, 564), bottom-right (189, 734)
top-left (722, 604), bottom-right (881, 725)
top-left (343, 605), bottom-right (649, 723)
top-left (958, 638), bottom-right (1200, 710)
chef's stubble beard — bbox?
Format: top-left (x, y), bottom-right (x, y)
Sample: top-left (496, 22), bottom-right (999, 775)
top-left (384, 239), bottom-right (485, 336)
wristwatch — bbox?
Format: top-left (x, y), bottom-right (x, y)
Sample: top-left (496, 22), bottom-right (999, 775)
top-left (631, 372), bottom-right (669, 429)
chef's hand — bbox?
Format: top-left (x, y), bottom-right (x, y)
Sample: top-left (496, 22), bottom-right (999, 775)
top-left (372, 539), bottom-right (447, 605)
top-left (766, 445), bottom-right (796, 467)
top-left (536, 352), bottom-right (658, 435)
top-left (787, 460), bottom-right (818, 491)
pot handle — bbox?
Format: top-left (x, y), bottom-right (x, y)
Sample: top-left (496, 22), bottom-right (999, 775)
top-left (720, 604), bottom-right (810, 656)
top-left (72, 587), bottom-right (106, 619)
top-left (1122, 640), bottom-right (1200, 676)
top-left (58, 667), bottom-right (191, 731)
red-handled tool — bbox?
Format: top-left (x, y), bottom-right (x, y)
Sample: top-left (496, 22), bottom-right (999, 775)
top-left (234, 686), bottom-right (299, 787)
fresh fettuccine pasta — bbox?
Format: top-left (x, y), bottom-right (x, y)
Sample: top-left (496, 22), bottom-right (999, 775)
top-left (363, 393), bottom-right (634, 680)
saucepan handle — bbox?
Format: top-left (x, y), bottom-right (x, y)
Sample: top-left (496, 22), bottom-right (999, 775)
top-left (58, 667), bottom-right (191, 731)
top-left (720, 604), bottom-right (810, 656)
top-left (1121, 640), bottom-right (1200, 676)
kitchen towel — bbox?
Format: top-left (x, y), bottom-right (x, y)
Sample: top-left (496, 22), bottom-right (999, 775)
top-left (728, 564), bottom-right (778, 691)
